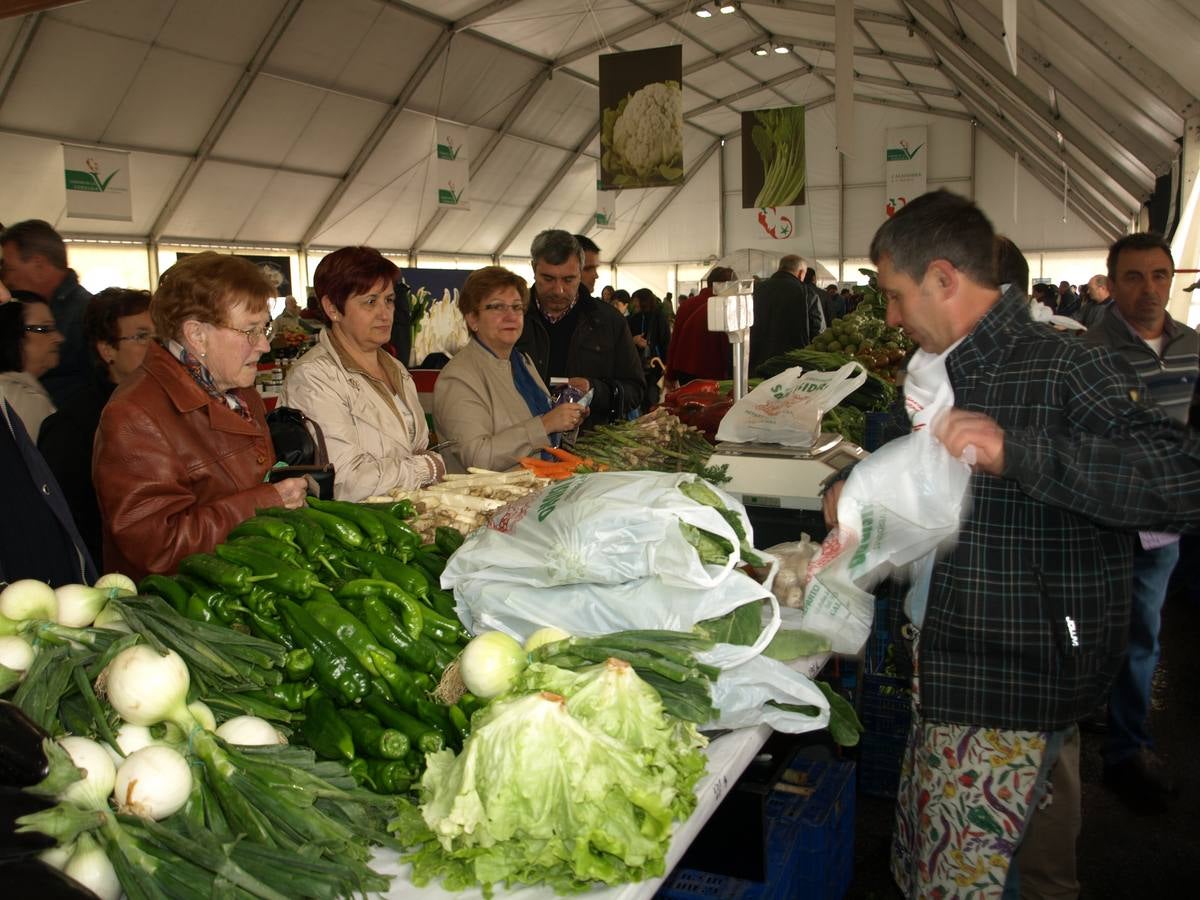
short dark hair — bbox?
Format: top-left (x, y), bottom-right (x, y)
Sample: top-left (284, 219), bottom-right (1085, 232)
top-left (994, 235), bottom-right (1029, 295)
top-left (1, 219), bottom-right (68, 270)
top-left (611, 289), bottom-right (630, 303)
top-left (530, 230), bottom-right (583, 269)
top-left (86, 287), bottom-right (152, 369)
top-left (573, 234), bottom-right (600, 255)
top-left (458, 266), bottom-right (529, 318)
top-left (869, 189), bottom-right (997, 288)
top-left (1106, 232), bottom-right (1174, 281)
top-left (312, 246), bottom-right (400, 321)
top-left (706, 266), bottom-right (736, 286)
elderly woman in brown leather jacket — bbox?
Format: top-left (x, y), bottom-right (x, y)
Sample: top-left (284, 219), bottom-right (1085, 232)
top-left (93, 252), bottom-right (308, 581)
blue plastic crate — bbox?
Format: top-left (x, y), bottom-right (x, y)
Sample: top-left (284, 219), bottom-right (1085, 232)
top-left (658, 757), bottom-right (855, 900)
top-left (857, 672), bottom-right (911, 798)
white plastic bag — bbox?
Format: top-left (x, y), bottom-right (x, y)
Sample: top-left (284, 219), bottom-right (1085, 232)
top-left (441, 472), bottom-right (754, 590)
top-left (800, 348), bottom-right (972, 654)
top-left (703, 654), bottom-right (830, 733)
top-left (716, 362), bottom-right (867, 446)
top-left (453, 566), bottom-right (780, 670)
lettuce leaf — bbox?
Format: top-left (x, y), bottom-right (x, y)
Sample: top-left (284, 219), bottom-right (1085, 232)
top-left (402, 665), bottom-right (708, 895)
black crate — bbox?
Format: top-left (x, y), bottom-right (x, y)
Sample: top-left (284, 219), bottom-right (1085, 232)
top-left (857, 672), bottom-right (911, 798)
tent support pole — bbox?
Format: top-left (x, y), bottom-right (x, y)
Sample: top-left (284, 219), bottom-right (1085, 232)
top-left (838, 154), bottom-right (845, 283)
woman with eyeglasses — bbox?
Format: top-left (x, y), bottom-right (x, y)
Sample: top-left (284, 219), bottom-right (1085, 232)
top-left (93, 252), bottom-right (309, 580)
top-left (0, 291), bottom-right (63, 439)
top-left (38, 288), bottom-right (153, 562)
top-left (282, 245), bottom-right (444, 500)
top-left (432, 266), bottom-right (586, 471)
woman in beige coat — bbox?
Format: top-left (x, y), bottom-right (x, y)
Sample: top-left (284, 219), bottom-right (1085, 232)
top-left (283, 246), bottom-right (444, 500)
top-left (433, 266), bottom-right (586, 471)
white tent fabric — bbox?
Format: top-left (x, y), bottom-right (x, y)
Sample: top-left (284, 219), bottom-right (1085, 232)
top-left (0, 0), bottom-right (1195, 278)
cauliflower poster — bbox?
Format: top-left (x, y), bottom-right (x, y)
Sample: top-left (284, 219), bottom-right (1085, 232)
top-left (599, 45), bottom-right (684, 190)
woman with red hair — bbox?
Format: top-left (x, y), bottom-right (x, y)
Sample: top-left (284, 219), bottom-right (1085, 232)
top-left (283, 246), bottom-right (444, 500)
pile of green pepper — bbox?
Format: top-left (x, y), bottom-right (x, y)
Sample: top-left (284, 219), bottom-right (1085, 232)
top-left (137, 497), bottom-right (476, 795)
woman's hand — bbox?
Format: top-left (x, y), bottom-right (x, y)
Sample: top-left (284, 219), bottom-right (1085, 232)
top-left (542, 403), bottom-right (588, 434)
top-left (273, 476), bottom-right (309, 509)
top-left (418, 450), bottom-right (446, 484)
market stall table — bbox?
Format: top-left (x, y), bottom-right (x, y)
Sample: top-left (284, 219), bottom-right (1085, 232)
top-left (369, 723), bottom-right (774, 899)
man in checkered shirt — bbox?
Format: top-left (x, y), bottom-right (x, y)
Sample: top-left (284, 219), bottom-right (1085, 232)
top-left (826, 190), bottom-right (1200, 898)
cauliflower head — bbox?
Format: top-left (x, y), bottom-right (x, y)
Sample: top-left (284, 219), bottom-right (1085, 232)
top-left (607, 81), bottom-right (683, 183)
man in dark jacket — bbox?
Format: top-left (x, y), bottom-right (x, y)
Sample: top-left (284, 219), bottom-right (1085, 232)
top-left (513, 230), bottom-right (643, 424)
top-left (748, 254), bottom-right (826, 372)
top-left (1, 220), bottom-right (94, 406)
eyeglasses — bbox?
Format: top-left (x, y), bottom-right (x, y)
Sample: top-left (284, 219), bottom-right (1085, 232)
top-left (214, 321), bottom-right (275, 344)
top-left (480, 302), bottom-right (525, 315)
top-left (116, 330), bottom-right (156, 344)
top-left (23, 323), bottom-right (58, 335)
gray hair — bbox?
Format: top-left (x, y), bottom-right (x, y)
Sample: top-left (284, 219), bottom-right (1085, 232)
top-left (530, 230), bottom-right (583, 269)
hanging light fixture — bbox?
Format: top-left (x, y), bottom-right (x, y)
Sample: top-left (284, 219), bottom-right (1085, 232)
top-left (719, 2), bottom-right (740, 12)
top-left (773, 43), bottom-right (791, 54)
top-left (752, 44), bottom-right (769, 57)
top-left (695, 5), bottom-right (714, 17)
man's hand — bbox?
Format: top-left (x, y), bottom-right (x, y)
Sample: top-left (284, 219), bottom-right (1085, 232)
top-left (934, 409), bottom-right (1005, 475)
top-left (822, 479), bottom-right (845, 529)
top-left (632, 334), bottom-right (648, 350)
top-left (567, 377), bottom-right (591, 393)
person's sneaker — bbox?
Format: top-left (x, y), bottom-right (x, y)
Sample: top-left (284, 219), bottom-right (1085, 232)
top-left (1103, 750), bottom-right (1178, 813)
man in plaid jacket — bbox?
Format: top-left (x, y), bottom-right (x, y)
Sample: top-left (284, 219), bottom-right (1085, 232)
top-left (828, 190), bottom-right (1200, 898)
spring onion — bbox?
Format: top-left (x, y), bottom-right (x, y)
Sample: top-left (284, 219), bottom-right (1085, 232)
top-left (214, 715), bottom-right (285, 746)
top-left (0, 634), bottom-right (35, 674)
top-left (93, 573), bottom-right (137, 597)
top-left (57, 736), bottom-right (116, 811)
top-left (0, 579), bottom-right (57, 622)
top-left (64, 831), bottom-right (121, 900)
top-left (54, 585), bottom-right (109, 628)
top-left (113, 745), bottom-right (192, 820)
top-left (459, 631), bottom-right (528, 698)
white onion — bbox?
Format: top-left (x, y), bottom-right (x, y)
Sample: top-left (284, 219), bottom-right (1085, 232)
top-left (58, 736), bottom-right (116, 810)
top-left (0, 578), bottom-right (57, 622)
top-left (113, 745), bottom-right (192, 820)
top-left (94, 572), bottom-right (137, 597)
top-left (103, 644), bottom-right (191, 728)
top-left (103, 722), bottom-right (157, 765)
top-left (54, 584), bottom-right (109, 628)
top-left (0, 634), bottom-right (34, 674)
top-left (64, 833), bottom-right (121, 900)
top-left (215, 715), bottom-right (287, 746)
top-left (460, 631), bottom-right (528, 699)
top-left (524, 626), bottom-right (571, 653)
top-left (187, 700), bottom-right (216, 732)
top-left (39, 841), bottom-right (75, 870)
top-left (92, 602), bottom-right (131, 632)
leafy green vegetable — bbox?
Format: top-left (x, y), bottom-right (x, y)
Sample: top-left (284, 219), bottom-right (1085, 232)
top-left (395, 662), bottom-right (707, 895)
top-left (679, 522), bottom-right (734, 565)
top-left (696, 600), bottom-right (763, 646)
top-left (762, 628), bottom-right (832, 661)
top-left (766, 682), bottom-right (864, 748)
top-left (678, 480), bottom-right (765, 566)
top-left (751, 106), bottom-right (807, 208)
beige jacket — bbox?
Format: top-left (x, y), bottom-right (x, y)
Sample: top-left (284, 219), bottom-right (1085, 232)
top-left (0, 371), bottom-right (55, 441)
top-left (433, 338), bottom-right (551, 471)
top-left (282, 328), bottom-right (437, 501)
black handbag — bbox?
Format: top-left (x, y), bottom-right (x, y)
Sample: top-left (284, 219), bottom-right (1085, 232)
top-left (265, 407), bottom-right (335, 499)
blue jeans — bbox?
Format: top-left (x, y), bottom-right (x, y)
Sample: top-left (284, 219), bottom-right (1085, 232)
top-left (1104, 541), bottom-right (1180, 766)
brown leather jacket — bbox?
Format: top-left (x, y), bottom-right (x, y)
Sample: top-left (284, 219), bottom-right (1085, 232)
top-left (93, 342), bottom-right (281, 581)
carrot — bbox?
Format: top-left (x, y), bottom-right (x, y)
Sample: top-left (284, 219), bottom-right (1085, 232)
top-left (545, 446), bottom-right (585, 465)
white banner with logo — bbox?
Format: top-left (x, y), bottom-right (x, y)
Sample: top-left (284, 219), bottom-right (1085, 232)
top-left (434, 121), bottom-right (469, 209)
top-left (884, 126), bottom-right (927, 218)
top-left (63, 145), bottom-right (132, 221)
top-left (595, 179), bottom-right (615, 230)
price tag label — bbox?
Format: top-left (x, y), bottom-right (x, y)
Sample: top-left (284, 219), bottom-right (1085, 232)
top-left (709, 772), bottom-right (730, 803)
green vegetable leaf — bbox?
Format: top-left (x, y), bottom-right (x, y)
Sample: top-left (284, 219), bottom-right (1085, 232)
top-left (816, 680), bottom-right (864, 747)
top-left (696, 600), bottom-right (763, 646)
top-left (762, 628), bottom-right (832, 661)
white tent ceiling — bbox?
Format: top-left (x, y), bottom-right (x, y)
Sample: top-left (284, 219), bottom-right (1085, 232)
top-left (0, 0), bottom-right (1195, 264)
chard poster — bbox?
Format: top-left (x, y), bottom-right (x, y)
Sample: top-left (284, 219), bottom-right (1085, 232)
top-left (884, 126), bottom-right (927, 217)
top-left (435, 121), bottom-right (469, 209)
top-left (63, 145), bottom-right (132, 221)
top-left (741, 107), bottom-right (806, 208)
top-left (599, 45), bottom-right (683, 190)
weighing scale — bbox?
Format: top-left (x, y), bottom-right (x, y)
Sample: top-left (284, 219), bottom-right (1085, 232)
top-left (708, 433), bottom-right (868, 512)
top-left (702, 280), bottom-right (869, 541)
